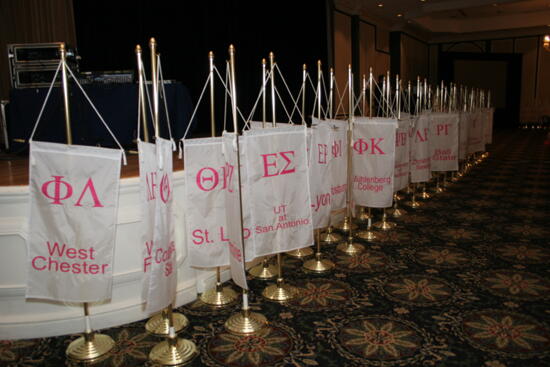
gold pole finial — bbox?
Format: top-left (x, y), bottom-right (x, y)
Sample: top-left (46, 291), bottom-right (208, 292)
top-left (59, 43), bottom-right (72, 145)
top-left (229, 44), bottom-right (235, 54)
top-left (135, 44), bottom-right (141, 53)
top-left (317, 60), bottom-right (321, 67)
top-left (269, 51), bottom-right (274, 59)
top-left (149, 37), bottom-right (156, 47)
top-left (209, 51), bottom-right (214, 59)
top-left (262, 58), bottom-right (266, 65)
top-left (303, 63), bottom-right (307, 70)
top-left (369, 66), bottom-right (373, 73)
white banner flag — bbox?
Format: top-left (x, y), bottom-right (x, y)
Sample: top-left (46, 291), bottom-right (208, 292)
top-left (483, 108), bottom-right (494, 145)
top-left (410, 114), bottom-right (431, 183)
top-left (429, 112), bottom-right (459, 172)
top-left (320, 118), bottom-right (348, 211)
top-left (139, 138), bottom-right (177, 314)
top-left (458, 112), bottom-right (469, 160)
top-left (394, 118), bottom-right (410, 191)
top-left (183, 138), bottom-right (229, 268)
top-left (243, 125), bottom-right (313, 256)
top-left (352, 118), bottom-right (396, 208)
top-left (468, 111), bottom-right (485, 154)
top-left (183, 137), bottom-right (256, 268)
top-left (222, 132), bottom-right (248, 290)
top-left (308, 123), bottom-right (333, 229)
top-left (26, 141), bottom-right (122, 302)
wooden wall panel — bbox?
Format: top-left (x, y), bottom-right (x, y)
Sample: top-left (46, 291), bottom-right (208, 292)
top-left (491, 39), bottom-right (514, 53)
top-left (334, 11), bottom-right (351, 115)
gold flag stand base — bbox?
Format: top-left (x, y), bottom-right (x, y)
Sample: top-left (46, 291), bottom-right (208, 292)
top-left (286, 246), bottom-right (314, 258)
top-left (249, 258), bottom-right (277, 280)
top-left (390, 206), bottom-right (407, 218)
top-left (337, 236), bottom-right (364, 255)
top-left (394, 192), bottom-right (404, 201)
top-left (303, 253), bottom-right (334, 273)
top-left (373, 213), bottom-right (396, 230)
top-left (262, 281), bottom-right (298, 303)
top-left (225, 309), bottom-right (268, 335)
top-left (321, 226), bottom-right (342, 244)
top-left (405, 199), bottom-right (422, 208)
top-left (432, 185), bottom-right (444, 194)
top-left (356, 228), bottom-right (378, 241)
top-left (149, 336), bottom-right (198, 366)
top-left (335, 216), bottom-right (358, 234)
top-left (66, 332), bottom-right (115, 363)
top-left (355, 207), bottom-right (372, 223)
top-left (419, 185), bottom-right (431, 200)
top-left (145, 310), bottom-right (189, 337)
top-left (200, 285), bottom-right (238, 307)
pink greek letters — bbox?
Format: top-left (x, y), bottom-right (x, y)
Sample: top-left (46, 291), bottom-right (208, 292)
top-left (261, 151), bottom-right (296, 177)
top-left (353, 138), bottom-right (385, 155)
top-left (41, 176), bottom-right (103, 207)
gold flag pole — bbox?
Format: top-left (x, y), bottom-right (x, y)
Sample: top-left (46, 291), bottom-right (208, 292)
top-left (391, 76), bottom-right (407, 218)
top-left (321, 66), bottom-right (343, 244)
top-left (406, 77), bottom-right (422, 208)
top-left (145, 38), bottom-right (189, 337)
top-left (135, 45), bottom-right (149, 142)
top-left (224, 45), bottom-right (268, 335)
top-left (356, 68), bottom-right (378, 240)
top-left (200, 51), bottom-right (238, 307)
top-left (303, 61), bottom-right (334, 272)
top-left (263, 58), bottom-right (267, 126)
top-left (286, 63), bottom-right (315, 258)
top-left (419, 80), bottom-right (431, 200)
top-left (263, 51), bottom-right (298, 303)
top-left (374, 74), bottom-right (397, 230)
top-left (249, 58), bottom-right (277, 279)
top-left (64, 43), bottom-right (115, 363)
top-left (405, 79), bottom-right (413, 195)
top-left (302, 63), bottom-right (307, 124)
top-left (356, 72), bottom-right (371, 223)
top-left (336, 65), bottom-right (364, 255)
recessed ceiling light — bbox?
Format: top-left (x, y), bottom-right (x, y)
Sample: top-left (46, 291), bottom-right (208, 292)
top-left (377, 3), bottom-right (383, 7)
top-left (397, 13), bottom-right (403, 17)
top-left (420, 0), bottom-right (426, 2)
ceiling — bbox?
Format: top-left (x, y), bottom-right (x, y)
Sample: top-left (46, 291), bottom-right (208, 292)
top-left (338, 0), bottom-right (550, 35)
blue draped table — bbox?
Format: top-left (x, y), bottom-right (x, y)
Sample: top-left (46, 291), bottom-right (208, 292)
top-left (5, 82), bottom-right (194, 152)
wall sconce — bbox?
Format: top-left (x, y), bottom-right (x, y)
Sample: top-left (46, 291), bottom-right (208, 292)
top-left (544, 35), bottom-right (550, 51)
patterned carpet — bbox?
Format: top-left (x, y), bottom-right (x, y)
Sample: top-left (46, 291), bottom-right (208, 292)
top-left (2, 129), bottom-right (549, 367)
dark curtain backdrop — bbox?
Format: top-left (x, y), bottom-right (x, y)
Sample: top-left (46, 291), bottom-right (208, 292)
top-left (0, 0), bottom-right (77, 100)
top-left (73, 0), bottom-right (329, 135)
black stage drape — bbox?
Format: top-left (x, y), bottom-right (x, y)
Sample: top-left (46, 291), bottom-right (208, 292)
top-left (73, 0), bottom-right (330, 135)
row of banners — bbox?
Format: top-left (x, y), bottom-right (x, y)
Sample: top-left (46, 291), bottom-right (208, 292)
top-left (26, 108), bottom-right (493, 307)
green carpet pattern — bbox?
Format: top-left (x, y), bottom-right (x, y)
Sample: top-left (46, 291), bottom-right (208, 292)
top-left (1, 129), bottom-right (549, 367)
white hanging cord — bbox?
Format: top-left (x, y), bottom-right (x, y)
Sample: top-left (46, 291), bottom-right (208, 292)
top-left (244, 68), bottom-right (273, 129)
top-left (223, 61), bottom-right (229, 132)
top-left (334, 76), bottom-right (348, 119)
top-left (273, 85), bottom-right (294, 124)
top-left (213, 65), bottom-right (247, 127)
top-left (274, 64), bottom-right (304, 123)
top-left (273, 65), bottom-right (303, 123)
top-left (141, 67), bottom-right (156, 136)
top-left (158, 55), bottom-right (174, 144)
top-left (29, 61), bottom-right (62, 141)
top-left (65, 65), bottom-right (127, 164)
top-left (320, 72), bottom-right (331, 119)
top-left (181, 73), bottom-right (211, 140)
top-left (306, 73), bottom-right (327, 119)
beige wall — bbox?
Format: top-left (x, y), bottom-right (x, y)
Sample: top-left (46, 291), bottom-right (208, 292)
top-left (333, 11), bottom-right (352, 116)
top-left (400, 34), bottom-right (429, 83)
top-left (437, 35), bottom-right (550, 122)
top-left (333, 10), bottom-right (390, 116)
